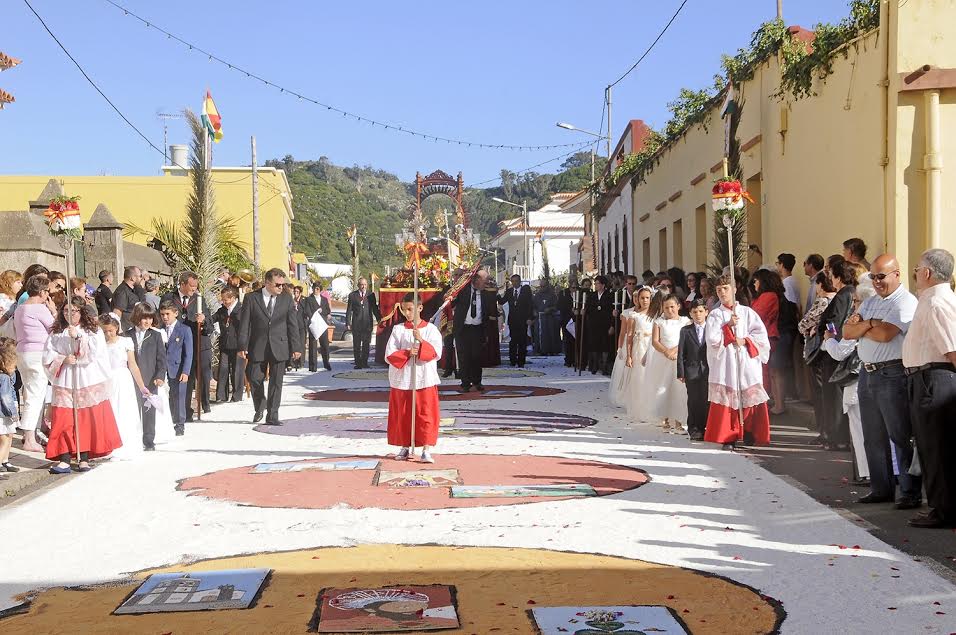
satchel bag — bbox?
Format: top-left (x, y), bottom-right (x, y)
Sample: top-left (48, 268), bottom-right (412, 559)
top-left (804, 331), bottom-right (823, 364)
top-left (828, 349), bottom-right (861, 388)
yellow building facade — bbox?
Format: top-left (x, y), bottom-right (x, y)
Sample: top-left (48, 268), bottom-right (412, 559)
top-left (595, 0), bottom-right (955, 297)
top-left (0, 165), bottom-right (293, 273)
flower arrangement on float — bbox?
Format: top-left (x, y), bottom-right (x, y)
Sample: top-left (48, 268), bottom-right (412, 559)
top-left (711, 177), bottom-right (753, 212)
top-left (44, 195), bottom-right (83, 241)
top-left (381, 254), bottom-right (452, 289)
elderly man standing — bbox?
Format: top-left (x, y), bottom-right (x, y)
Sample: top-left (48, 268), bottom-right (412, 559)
top-left (842, 254), bottom-right (921, 509)
top-left (345, 277), bottom-right (381, 369)
top-left (453, 269), bottom-right (499, 392)
top-left (903, 248), bottom-right (956, 528)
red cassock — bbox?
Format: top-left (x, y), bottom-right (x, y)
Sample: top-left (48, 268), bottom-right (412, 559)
top-left (703, 321), bottom-right (771, 446)
top-left (385, 324), bottom-right (442, 447)
top-left (45, 402), bottom-right (122, 460)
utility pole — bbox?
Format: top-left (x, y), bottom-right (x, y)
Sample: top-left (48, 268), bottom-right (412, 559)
top-left (777, 0), bottom-right (783, 20)
top-left (349, 224), bottom-right (359, 287)
top-left (523, 200), bottom-right (530, 281)
top-left (251, 136), bottom-right (261, 267)
top-left (605, 86), bottom-right (613, 160)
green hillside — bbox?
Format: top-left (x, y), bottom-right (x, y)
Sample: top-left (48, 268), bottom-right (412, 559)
top-left (268, 152), bottom-right (606, 276)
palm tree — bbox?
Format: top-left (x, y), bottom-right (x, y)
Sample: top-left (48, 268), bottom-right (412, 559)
top-left (124, 109), bottom-right (251, 286)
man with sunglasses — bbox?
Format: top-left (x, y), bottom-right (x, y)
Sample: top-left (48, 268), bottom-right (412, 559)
top-left (842, 254), bottom-right (920, 510)
top-left (238, 268), bottom-right (302, 425)
top-left (902, 248), bottom-right (956, 528)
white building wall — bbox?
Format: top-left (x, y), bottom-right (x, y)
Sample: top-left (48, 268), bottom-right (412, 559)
top-left (597, 185), bottom-right (634, 273)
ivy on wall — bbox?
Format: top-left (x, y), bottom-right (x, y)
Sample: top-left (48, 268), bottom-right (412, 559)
top-left (592, 0), bottom-right (880, 217)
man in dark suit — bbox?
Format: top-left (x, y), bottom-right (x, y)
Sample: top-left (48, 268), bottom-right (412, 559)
top-left (125, 309), bottom-right (167, 450)
top-left (345, 277), bottom-right (381, 369)
top-left (214, 286), bottom-right (245, 402)
top-left (677, 299), bottom-right (711, 440)
top-left (95, 269), bottom-right (113, 316)
top-left (452, 269), bottom-right (499, 392)
top-left (158, 300), bottom-right (193, 436)
top-left (111, 266), bottom-right (143, 331)
top-left (238, 268), bottom-right (303, 425)
top-left (584, 275), bottom-right (614, 375)
top-left (302, 281), bottom-right (333, 372)
top-left (162, 271), bottom-right (213, 421)
top-left (498, 274), bottom-right (533, 367)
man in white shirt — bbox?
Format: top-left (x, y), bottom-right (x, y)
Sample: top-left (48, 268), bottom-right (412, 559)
top-left (903, 248), bottom-right (956, 528)
top-left (776, 253), bottom-right (800, 307)
top-left (843, 254), bottom-right (920, 509)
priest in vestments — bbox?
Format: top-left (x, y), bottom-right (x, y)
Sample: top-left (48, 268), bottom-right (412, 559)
top-left (704, 275), bottom-right (772, 448)
top-left (385, 293), bottom-right (444, 463)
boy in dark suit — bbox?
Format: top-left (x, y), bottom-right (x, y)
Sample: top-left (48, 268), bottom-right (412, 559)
top-left (677, 298), bottom-right (710, 440)
top-left (125, 302), bottom-right (167, 450)
top-left (214, 286), bottom-right (245, 402)
top-left (159, 300), bottom-right (193, 436)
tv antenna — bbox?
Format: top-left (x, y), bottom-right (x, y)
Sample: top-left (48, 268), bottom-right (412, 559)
top-left (156, 110), bottom-right (184, 165)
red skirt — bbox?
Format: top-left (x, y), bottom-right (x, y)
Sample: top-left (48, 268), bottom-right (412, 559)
top-left (387, 386), bottom-right (441, 447)
top-left (45, 401), bottom-right (123, 460)
top-left (704, 402), bottom-right (771, 446)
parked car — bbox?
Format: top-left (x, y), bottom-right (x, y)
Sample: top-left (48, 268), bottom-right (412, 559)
top-left (329, 311), bottom-right (349, 341)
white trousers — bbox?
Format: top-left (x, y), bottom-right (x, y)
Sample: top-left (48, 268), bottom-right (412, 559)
top-left (16, 351), bottom-right (47, 432)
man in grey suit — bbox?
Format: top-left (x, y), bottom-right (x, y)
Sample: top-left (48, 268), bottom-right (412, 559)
top-left (238, 268), bottom-right (302, 425)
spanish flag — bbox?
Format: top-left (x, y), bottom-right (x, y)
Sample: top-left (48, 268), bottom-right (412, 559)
top-left (201, 90), bottom-right (223, 142)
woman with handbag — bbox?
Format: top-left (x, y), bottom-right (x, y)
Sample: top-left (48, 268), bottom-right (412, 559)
top-left (799, 272), bottom-right (835, 443)
top-left (812, 261), bottom-right (859, 450)
top-left (821, 280), bottom-right (877, 484)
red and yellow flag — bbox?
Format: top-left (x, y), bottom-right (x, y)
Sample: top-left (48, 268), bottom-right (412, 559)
top-left (201, 90), bottom-right (223, 142)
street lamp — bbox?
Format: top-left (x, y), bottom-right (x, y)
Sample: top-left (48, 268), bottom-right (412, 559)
top-left (492, 197), bottom-right (530, 281)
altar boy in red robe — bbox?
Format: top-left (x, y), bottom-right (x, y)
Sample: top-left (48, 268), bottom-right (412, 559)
top-left (386, 293), bottom-right (444, 463)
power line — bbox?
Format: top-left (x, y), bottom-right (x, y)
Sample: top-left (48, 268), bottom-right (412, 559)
top-left (466, 142), bottom-right (593, 189)
top-left (608, 0), bottom-right (690, 88)
top-left (102, 0), bottom-right (588, 153)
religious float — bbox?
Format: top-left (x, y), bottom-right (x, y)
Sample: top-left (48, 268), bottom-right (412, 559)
top-left (375, 170), bottom-right (483, 365)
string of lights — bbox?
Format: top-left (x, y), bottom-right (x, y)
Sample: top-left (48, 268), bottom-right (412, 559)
top-left (103, 0), bottom-right (589, 152)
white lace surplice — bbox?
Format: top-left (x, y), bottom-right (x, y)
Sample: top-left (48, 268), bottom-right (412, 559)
top-left (705, 304), bottom-right (770, 409)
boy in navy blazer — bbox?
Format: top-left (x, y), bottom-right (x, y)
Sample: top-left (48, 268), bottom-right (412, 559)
top-left (677, 299), bottom-right (711, 440)
top-left (159, 300), bottom-right (193, 436)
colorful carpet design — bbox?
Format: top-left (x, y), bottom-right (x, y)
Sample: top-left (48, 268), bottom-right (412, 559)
top-left (176, 455), bottom-right (649, 510)
top-left (0, 546), bottom-right (785, 634)
top-left (333, 368), bottom-right (545, 380)
top-left (303, 385), bottom-right (563, 402)
top-left (253, 408), bottom-right (596, 438)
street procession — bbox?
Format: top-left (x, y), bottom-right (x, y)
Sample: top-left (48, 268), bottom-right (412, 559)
top-left (1, 1), bottom-right (956, 633)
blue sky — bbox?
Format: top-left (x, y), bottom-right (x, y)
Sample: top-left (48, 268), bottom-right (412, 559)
top-left (2, 1), bottom-right (849, 185)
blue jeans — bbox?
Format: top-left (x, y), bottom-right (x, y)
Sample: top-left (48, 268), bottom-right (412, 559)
top-left (858, 365), bottom-right (921, 500)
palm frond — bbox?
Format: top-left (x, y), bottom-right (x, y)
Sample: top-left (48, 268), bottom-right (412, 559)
top-left (184, 109), bottom-right (224, 291)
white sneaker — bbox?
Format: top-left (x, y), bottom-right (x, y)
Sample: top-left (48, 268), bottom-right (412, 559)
top-left (395, 448), bottom-right (410, 461)
top-left (420, 450), bottom-right (435, 464)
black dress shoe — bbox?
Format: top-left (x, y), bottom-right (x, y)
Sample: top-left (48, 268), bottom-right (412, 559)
top-left (324, 364), bottom-right (332, 371)
top-left (908, 509), bottom-right (949, 528)
top-left (174, 426), bottom-right (185, 437)
top-left (475, 385), bottom-right (485, 392)
top-left (460, 384), bottom-right (471, 393)
top-left (144, 445), bottom-right (155, 452)
top-left (253, 410), bottom-right (265, 423)
top-left (266, 420), bottom-right (283, 426)
top-left (895, 497), bottom-right (923, 510)
top-left (441, 370), bottom-right (453, 378)
top-left (203, 407), bottom-right (211, 414)
top-left (857, 493), bottom-right (893, 504)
